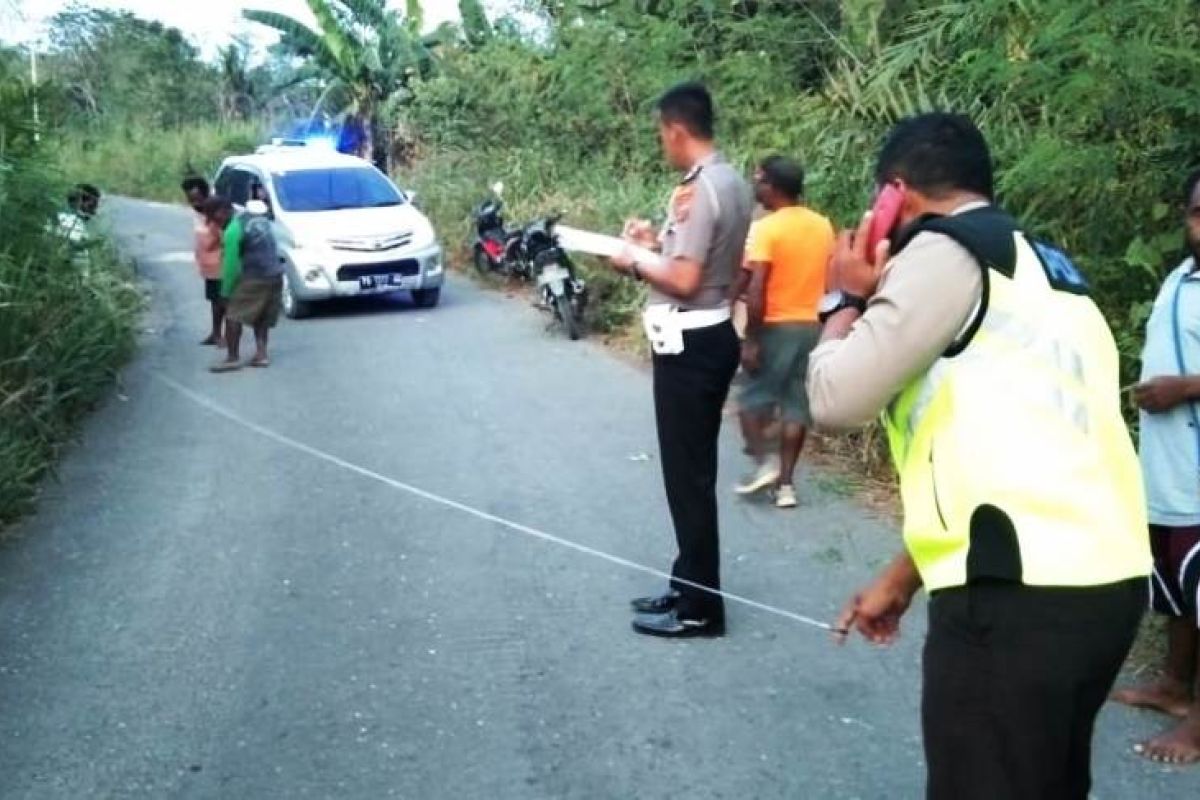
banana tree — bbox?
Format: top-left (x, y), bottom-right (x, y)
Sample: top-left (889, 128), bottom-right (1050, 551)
top-left (244, 0), bottom-right (442, 170)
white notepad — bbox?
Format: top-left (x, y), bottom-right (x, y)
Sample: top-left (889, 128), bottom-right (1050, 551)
top-left (556, 225), bottom-right (659, 265)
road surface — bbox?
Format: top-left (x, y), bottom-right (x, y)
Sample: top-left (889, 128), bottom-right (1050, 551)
top-left (0, 198), bottom-right (1193, 798)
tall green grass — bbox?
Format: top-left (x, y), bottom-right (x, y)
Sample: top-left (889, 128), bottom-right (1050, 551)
top-left (55, 120), bottom-right (265, 202)
top-left (1, 77), bottom-right (144, 527)
top-left (0, 238), bottom-right (142, 525)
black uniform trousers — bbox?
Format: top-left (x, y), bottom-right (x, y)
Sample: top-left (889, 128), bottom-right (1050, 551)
top-left (922, 577), bottom-right (1146, 800)
top-left (651, 320), bottom-right (740, 622)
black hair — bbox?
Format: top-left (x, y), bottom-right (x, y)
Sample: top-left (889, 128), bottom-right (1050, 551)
top-left (656, 81), bottom-right (715, 140)
top-left (202, 195), bottom-right (234, 218)
top-left (758, 155), bottom-right (805, 201)
top-left (875, 112), bottom-right (994, 200)
top-left (182, 176), bottom-right (211, 196)
top-left (1184, 169), bottom-right (1200, 206)
top-left (78, 183), bottom-right (101, 200)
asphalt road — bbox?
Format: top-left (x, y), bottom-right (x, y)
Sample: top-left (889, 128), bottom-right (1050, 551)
top-left (0, 198), bottom-right (1194, 799)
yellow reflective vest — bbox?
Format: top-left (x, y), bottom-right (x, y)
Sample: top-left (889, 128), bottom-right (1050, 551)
top-left (883, 207), bottom-right (1151, 592)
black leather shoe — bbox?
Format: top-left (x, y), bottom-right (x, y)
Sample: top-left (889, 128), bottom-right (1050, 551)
top-left (630, 590), bottom-right (680, 615)
top-left (631, 610), bottom-right (725, 638)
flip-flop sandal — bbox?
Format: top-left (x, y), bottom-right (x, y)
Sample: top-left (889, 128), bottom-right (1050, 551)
top-left (249, 358), bottom-right (271, 368)
top-left (209, 361), bottom-right (243, 374)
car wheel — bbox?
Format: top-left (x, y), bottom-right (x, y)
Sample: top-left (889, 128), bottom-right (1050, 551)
top-left (282, 274), bottom-right (312, 319)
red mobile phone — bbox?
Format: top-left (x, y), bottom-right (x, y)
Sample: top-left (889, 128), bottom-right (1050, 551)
top-left (866, 183), bottom-right (905, 264)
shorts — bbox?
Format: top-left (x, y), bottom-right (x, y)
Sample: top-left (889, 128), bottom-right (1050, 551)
top-left (739, 322), bottom-right (820, 425)
top-left (204, 279), bottom-right (223, 303)
top-left (227, 276), bottom-right (283, 328)
top-left (1149, 524), bottom-right (1200, 626)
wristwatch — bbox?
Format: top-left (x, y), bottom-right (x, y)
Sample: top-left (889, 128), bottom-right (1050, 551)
top-left (818, 291), bottom-right (868, 324)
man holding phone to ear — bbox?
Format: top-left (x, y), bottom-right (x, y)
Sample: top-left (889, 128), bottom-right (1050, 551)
top-left (808, 112), bottom-right (1150, 798)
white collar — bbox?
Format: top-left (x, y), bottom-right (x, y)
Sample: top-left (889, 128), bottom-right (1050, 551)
top-left (950, 200), bottom-right (990, 216)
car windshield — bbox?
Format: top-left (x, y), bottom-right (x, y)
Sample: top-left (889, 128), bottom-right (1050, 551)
top-left (271, 167), bottom-right (405, 212)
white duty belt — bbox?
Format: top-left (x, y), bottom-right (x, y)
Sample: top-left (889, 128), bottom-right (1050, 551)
top-left (642, 304), bottom-right (731, 355)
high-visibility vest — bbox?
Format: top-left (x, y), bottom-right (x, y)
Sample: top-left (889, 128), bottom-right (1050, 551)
top-left (884, 206), bottom-right (1151, 592)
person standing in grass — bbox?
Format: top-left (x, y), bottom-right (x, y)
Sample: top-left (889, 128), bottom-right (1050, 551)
top-left (1110, 168), bottom-right (1200, 766)
top-left (204, 196), bottom-right (283, 373)
top-left (729, 156), bottom-right (834, 509)
top-left (182, 177), bottom-right (225, 346)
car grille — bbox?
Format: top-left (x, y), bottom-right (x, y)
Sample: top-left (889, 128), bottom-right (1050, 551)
top-left (328, 232), bottom-right (413, 252)
top-left (336, 259), bottom-right (421, 281)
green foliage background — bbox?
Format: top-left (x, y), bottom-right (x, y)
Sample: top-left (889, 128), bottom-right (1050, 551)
top-left (6, 0), bottom-right (1199, 520)
top-left (0, 58), bottom-right (142, 526)
top-left (401, 0), bottom-right (1200, 375)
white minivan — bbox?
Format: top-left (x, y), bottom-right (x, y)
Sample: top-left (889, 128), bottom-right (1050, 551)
top-left (212, 149), bottom-right (444, 318)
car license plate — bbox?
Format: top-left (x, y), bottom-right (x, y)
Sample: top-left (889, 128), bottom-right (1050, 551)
top-left (360, 275), bottom-right (400, 290)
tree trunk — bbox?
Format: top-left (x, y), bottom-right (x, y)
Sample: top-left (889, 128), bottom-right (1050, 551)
top-left (355, 112), bottom-right (374, 165)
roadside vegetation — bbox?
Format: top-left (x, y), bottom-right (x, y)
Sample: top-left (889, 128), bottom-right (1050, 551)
top-left (5, 0), bottom-right (1198, 521)
top-left (0, 48), bottom-right (140, 526)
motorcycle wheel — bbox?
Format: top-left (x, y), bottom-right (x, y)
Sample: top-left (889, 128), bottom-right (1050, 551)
top-left (555, 292), bottom-right (582, 341)
top-left (472, 244), bottom-right (493, 275)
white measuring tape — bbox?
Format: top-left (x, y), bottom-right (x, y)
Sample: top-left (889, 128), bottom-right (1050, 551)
top-left (159, 375), bottom-right (842, 633)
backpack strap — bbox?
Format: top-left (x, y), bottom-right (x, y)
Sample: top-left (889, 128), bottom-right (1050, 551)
top-left (890, 207), bottom-right (1021, 357)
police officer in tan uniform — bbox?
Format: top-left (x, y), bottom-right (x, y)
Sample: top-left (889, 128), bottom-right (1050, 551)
top-left (612, 82), bottom-right (753, 637)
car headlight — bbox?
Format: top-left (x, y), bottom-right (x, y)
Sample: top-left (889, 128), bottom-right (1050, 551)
top-left (424, 252), bottom-right (443, 276)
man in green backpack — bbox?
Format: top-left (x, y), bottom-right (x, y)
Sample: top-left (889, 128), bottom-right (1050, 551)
top-left (205, 197), bottom-right (284, 373)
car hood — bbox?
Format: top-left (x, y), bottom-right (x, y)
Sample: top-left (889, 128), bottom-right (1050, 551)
top-left (282, 204), bottom-right (434, 246)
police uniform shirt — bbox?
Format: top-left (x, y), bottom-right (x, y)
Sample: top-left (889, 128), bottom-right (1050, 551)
top-left (653, 152), bottom-right (753, 311)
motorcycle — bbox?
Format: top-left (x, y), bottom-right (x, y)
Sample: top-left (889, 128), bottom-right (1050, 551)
top-left (470, 182), bottom-right (587, 340)
top-left (517, 213), bottom-right (588, 340)
top-left (471, 182), bottom-right (524, 278)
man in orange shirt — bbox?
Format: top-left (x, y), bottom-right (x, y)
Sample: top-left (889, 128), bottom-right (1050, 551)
top-left (732, 156), bottom-right (835, 508)
top-left (183, 176), bottom-right (225, 346)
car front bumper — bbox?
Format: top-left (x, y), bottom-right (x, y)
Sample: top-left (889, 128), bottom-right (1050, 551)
top-left (287, 243), bottom-right (445, 301)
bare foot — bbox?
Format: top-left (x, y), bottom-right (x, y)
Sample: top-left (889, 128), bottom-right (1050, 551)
top-left (1112, 677), bottom-right (1193, 718)
top-left (1134, 717), bottom-right (1200, 765)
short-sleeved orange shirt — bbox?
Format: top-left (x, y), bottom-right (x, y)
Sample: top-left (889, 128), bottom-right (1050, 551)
top-left (745, 205), bottom-right (835, 323)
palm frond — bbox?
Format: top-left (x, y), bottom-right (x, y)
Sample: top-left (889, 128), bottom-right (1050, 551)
top-left (302, 0), bottom-right (359, 73)
top-left (243, 10), bottom-right (339, 69)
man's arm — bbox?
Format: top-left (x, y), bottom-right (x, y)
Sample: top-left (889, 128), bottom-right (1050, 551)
top-left (1135, 375), bottom-right (1200, 412)
top-left (614, 177), bottom-right (715, 301)
top-left (738, 263), bottom-right (769, 372)
top-left (743, 263), bottom-right (768, 337)
top-left (728, 265), bottom-right (752, 305)
top-left (631, 256), bottom-right (704, 299)
top-left (806, 232), bottom-right (982, 429)
top-left (834, 550), bottom-right (923, 645)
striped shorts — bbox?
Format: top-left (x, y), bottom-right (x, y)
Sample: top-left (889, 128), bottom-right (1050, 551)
top-left (1149, 525), bottom-right (1200, 627)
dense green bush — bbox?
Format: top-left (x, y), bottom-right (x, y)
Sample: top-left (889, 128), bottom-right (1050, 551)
top-left (404, 0), bottom-right (1200, 385)
top-left (0, 66), bottom-right (142, 526)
